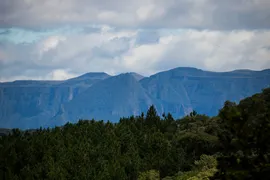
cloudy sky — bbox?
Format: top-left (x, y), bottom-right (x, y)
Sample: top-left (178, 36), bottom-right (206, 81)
top-left (1, 0), bottom-right (270, 81)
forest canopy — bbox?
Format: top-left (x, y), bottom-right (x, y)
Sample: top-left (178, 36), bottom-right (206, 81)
top-left (1, 88), bottom-right (270, 180)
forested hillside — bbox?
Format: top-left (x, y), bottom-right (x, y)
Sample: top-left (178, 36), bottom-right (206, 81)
top-left (0, 88), bottom-right (270, 179)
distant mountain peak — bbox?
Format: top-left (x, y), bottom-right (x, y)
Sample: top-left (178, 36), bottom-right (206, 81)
top-left (149, 67), bottom-right (204, 78)
top-left (75, 72), bottom-right (110, 79)
top-left (66, 72), bottom-right (110, 81)
top-left (115, 72), bottom-right (145, 81)
top-left (1, 67), bottom-right (270, 129)
top-left (172, 67), bottom-right (201, 71)
top-left (128, 72), bottom-right (145, 81)
top-left (59, 72), bottom-right (110, 87)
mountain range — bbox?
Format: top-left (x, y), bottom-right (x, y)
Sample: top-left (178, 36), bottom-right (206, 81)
top-left (1, 67), bottom-right (270, 129)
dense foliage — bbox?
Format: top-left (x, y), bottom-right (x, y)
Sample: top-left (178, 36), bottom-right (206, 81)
top-left (0, 88), bottom-right (270, 180)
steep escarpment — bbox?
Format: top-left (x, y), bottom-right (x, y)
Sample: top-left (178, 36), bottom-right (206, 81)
top-left (0, 68), bottom-right (269, 129)
top-left (56, 73), bottom-right (160, 124)
top-left (0, 73), bottom-right (110, 128)
top-left (141, 67), bottom-right (270, 117)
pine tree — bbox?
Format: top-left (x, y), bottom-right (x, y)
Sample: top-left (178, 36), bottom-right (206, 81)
top-left (145, 105), bottom-right (160, 127)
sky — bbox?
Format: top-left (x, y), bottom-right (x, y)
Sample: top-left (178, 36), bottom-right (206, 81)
top-left (0, 0), bottom-right (270, 81)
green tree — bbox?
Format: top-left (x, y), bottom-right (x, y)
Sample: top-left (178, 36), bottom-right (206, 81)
top-left (145, 105), bottom-right (160, 128)
top-left (138, 170), bottom-right (160, 180)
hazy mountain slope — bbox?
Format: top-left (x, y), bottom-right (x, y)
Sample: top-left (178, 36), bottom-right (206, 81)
top-left (129, 72), bottom-right (145, 81)
top-left (0, 67), bottom-right (269, 129)
top-left (140, 67), bottom-right (270, 117)
top-left (61, 72), bottom-right (110, 87)
top-left (55, 73), bottom-right (161, 124)
top-left (0, 73), bottom-right (110, 129)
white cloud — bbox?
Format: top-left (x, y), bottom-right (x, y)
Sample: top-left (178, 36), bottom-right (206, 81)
top-left (1, 0), bottom-right (270, 82)
top-left (0, 69), bottom-right (76, 82)
top-left (98, 11), bottom-right (119, 21)
top-left (136, 4), bottom-right (165, 21)
top-left (119, 29), bottom-right (270, 75)
top-left (0, 27), bottom-right (270, 81)
top-left (40, 36), bottom-right (66, 52)
top-left (46, 69), bottom-right (76, 80)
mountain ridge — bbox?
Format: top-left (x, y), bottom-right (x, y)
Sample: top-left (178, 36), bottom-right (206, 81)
top-left (2, 67), bottom-right (270, 83)
top-left (0, 67), bottom-right (269, 129)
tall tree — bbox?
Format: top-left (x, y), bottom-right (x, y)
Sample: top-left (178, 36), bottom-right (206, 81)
top-left (145, 105), bottom-right (160, 128)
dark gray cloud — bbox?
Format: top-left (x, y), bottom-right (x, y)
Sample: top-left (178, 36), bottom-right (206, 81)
top-left (211, 0), bottom-right (270, 30)
top-left (0, 0), bottom-right (269, 30)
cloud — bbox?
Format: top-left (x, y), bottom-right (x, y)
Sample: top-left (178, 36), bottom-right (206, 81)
top-left (39, 36), bottom-right (66, 53)
top-left (0, 0), bottom-right (270, 30)
top-left (154, 30), bottom-right (270, 72)
top-left (1, 27), bottom-right (270, 81)
top-left (47, 69), bottom-right (76, 80)
top-left (1, 1), bottom-right (269, 81)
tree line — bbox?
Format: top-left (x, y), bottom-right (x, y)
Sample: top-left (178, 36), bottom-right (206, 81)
top-left (0, 88), bottom-right (270, 179)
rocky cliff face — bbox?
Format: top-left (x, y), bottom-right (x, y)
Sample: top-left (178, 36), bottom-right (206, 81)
top-left (141, 67), bottom-right (270, 118)
top-left (0, 73), bottom-right (110, 129)
top-left (0, 68), bottom-right (269, 129)
top-left (56, 73), bottom-right (158, 124)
